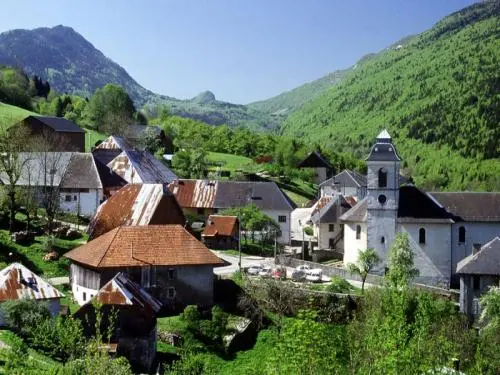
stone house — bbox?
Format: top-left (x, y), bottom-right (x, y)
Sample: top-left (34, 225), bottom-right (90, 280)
top-left (13, 115), bottom-right (85, 152)
top-left (0, 263), bottom-right (64, 325)
top-left (169, 180), bottom-right (296, 244)
top-left (297, 151), bottom-right (333, 184)
top-left (202, 215), bottom-right (239, 249)
top-left (74, 272), bottom-right (162, 373)
top-left (456, 237), bottom-right (500, 319)
top-left (88, 183), bottom-right (186, 240)
top-left (64, 225), bottom-right (223, 312)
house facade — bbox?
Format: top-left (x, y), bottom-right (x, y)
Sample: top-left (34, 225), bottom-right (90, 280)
top-left (319, 169), bottom-right (367, 200)
top-left (64, 225), bottom-right (223, 311)
top-left (0, 263), bottom-right (64, 325)
top-left (297, 151), bottom-right (333, 184)
top-left (202, 215), bottom-right (239, 249)
top-left (169, 180), bottom-right (296, 244)
top-left (340, 130), bottom-right (500, 287)
top-left (74, 273), bottom-right (162, 372)
top-left (0, 152), bottom-right (103, 217)
top-left (456, 237), bottom-right (500, 319)
top-left (14, 115), bottom-right (85, 152)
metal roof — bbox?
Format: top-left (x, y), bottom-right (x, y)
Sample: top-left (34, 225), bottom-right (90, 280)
top-left (30, 115), bottom-right (85, 133)
top-left (0, 263), bottom-right (64, 302)
top-left (107, 150), bottom-right (177, 184)
top-left (95, 136), bottom-right (133, 151)
top-left (88, 184), bottom-right (185, 240)
top-left (319, 169), bottom-right (367, 188)
top-left (169, 180), bottom-right (295, 211)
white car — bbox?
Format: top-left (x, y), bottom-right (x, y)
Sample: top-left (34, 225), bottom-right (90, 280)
top-left (305, 269), bottom-right (323, 283)
top-left (259, 266), bottom-right (273, 278)
top-left (247, 264), bottom-right (263, 275)
top-left (296, 264), bottom-right (311, 272)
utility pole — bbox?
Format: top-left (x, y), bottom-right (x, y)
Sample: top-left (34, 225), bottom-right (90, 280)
top-left (238, 216), bottom-right (242, 272)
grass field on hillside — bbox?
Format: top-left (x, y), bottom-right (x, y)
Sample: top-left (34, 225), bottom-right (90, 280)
top-left (84, 128), bottom-right (107, 151)
top-left (0, 102), bottom-right (34, 128)
top-left (207, 152), bottom-right (255, 172)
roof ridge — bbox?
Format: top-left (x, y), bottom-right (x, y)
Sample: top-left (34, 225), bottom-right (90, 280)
top-left (96, 227), bottom-right (122, 267)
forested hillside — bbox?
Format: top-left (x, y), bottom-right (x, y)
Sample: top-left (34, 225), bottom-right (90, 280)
top-left (282, 1), bottom-right (500, 191)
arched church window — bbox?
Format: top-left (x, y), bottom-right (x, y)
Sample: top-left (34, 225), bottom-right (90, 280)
top-left (381, 236), bottom-right (385, 244)
top-left (378, 168), bottom-right (387, 188)
top-left (458, 226), bottom-right (466, 243)
top-left (356, 225), bottom-right (361, 240)
top-left (419, 228), bottom-right (426, 244)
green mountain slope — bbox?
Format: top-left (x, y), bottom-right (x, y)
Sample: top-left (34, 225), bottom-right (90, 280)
top-left (282, 1), bottom-right (500, 191)
top-left (248, 68), bottom-right (350, 121)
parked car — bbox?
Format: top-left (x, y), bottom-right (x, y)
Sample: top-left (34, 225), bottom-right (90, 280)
top-left (259, 266), bottom-right (273, 278)
top-left (291, 269), bottom-right (307, 282)
top-left (247, 264), bottom-right (263, 275)
top-left (296, 265), bottom-right (311, 272)
top-left (306, 269), bottom-right (323, 283)
top-left (272, 267), bottom-right (287, 279)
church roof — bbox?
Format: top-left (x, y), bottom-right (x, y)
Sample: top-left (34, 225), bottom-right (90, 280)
top-left (340, 186), bottom-right (454, 223)
top-left (366, 129), bottom-right (401, 162)
top-left (456, 237), bottom-right (500, 275)
top-left (429, 192), bottom-right (500, 222)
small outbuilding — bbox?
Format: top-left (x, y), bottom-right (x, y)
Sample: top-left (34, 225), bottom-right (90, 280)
top-left (74, 272), bottom-right (161, 373)
top-left (456, 237), bottom-right (500, 320)
top-left (0, 263), bottom-right (64, 325)
top-left (297, 151), bottom-right (333, 184)
top-left (202, 215), bottom-right (239, 249)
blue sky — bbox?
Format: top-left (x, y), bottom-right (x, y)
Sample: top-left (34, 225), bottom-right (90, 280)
top-left (1, 0), bottom-right (478, 103)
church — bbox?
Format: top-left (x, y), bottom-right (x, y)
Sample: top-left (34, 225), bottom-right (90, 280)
top-left (340, 130), bottom-right (500, 288)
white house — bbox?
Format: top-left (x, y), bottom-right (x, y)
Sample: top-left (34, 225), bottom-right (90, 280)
top-left (1, 152), bottom-right (104, 217)
top-left (319, 169), bottom-right (367, 200)
top-left (340, 130), bottom-right (500, 288)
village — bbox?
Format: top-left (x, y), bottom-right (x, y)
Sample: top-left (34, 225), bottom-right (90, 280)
top-left (0, 113), bottom-right (497, 373)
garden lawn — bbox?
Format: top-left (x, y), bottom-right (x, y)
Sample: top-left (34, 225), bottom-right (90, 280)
top-left (84, 127), bottom-right (107, 151)
top-left (207, 152), bottom-right (255, 172)
top-left (0, 103), bottom-right (35, 129)
top-left (0, 230), bottom-right (87, 278)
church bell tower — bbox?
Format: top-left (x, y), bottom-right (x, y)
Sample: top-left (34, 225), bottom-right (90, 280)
top-left (365, 129), bottom-right (401, 271)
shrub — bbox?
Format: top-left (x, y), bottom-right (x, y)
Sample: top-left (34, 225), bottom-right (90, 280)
top-left (326, 277), bottom-right (353, 294)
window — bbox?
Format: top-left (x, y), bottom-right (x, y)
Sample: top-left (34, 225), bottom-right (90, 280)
top-left (329, 238), bottom-right (335, 249)
top-left (378, 194), bottom-right (387, 205)
top-left (73, 195), bottom-right (77, 201)
top-left (381, 236), bottom-right (385, 244)
top-left (356, 225), bottom-right (361, 240)
top-left (197, 208), bottom-right (204, 215)
top-left (378, 168), bottom-right (387, 188)
top-left (168, 268), bottom-right (176, 280)
top-left (167, 287), bottom-right (176, 299)
top-left (65, 195), bottom-right (72, 202)
top-left (419, 228), bottom-right (426, 244)
top-left (82, 292), bottom-right (87, 302)
top-left (278, 216), bottom-right (287, 223)
top-left (473, 276), bottom-right (480, 291)
top-left (458, 226), bottom-right (466, 243)
top-left (328, 224), bottom-right (334, 232)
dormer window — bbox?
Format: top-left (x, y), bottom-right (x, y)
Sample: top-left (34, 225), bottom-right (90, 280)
top-left (378, 168), bottom-right (387, 188)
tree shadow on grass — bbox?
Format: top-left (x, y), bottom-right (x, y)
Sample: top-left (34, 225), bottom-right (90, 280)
top-left (0, 240), bottom-right (42, 274)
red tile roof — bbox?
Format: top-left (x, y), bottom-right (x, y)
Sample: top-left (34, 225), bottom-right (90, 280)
top-left (202, 215), bottom-right (238, 237)
top-left (65, 225), bottom-right (223, 268)
top-left (89, 184), bottom-right (186, 240)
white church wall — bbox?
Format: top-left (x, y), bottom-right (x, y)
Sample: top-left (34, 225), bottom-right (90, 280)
top-left (343, 223), bottom-right (367, 266)
top-left (397, 223), bottom-right (452, 287)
